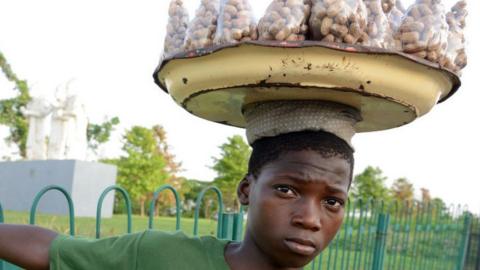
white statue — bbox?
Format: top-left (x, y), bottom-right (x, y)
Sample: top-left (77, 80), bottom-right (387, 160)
top-left (21, 97), bottom-right (53, 160)
top-left (47, 90), bottom-right (70, 160)
top-left (22, 81), bottom-right (89, 161)
top-left (63, 94), bottom-right (88, 160)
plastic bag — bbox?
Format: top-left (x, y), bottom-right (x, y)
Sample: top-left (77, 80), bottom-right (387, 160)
top-left (163, 0), bottom-right (190, 58)
top-left (396, 0), bottom-right (448, 64)
top-left (395, 0), bottom-right (406, 13)
top-left (214, 0), bottom-right (258, 44)
top-left (364, 0), bottom-right (394, 48)
top-left (441, 0), bottom-right (467, 73)
top-left (382, 0), bottom-right (396, 13)
top-left (309, 0), bottom-right (368, 44)
top-left (388, 5), bottom-right (404, 32)
top-left (388, 1), bottom-right (405, 50)
top-left (184, 0), bottom-right (220, 51)
top-left (257, 0), bottom-right (311, 41)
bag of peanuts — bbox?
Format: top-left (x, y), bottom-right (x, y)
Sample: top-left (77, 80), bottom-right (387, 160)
top-left (364, 0), bottom-right (394, 49)
top-left (184, 0), bottom-right (220, 51)
top-left (388, 5), bottom-right (404, 31)
top-left (163, 0), bottom-right (190, 58)
top-left (388, 1), bottom-right (405, 50)
top-left (396, 0), bottom-right (448, 64)
top-left (257, 0), bottom-right (311, 42)
top-left (214, 0), bottom-right (258, 44)
top-left (395, 0), bottom-right (406, 13)
top-left (382, 0), bottom-right (396, 13)
top-left (309, 0), bottom-right (369, 45)
top-left (441, 0), bottom-right (467, 73)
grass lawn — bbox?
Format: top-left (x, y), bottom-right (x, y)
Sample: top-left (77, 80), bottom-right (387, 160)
top-left (2, 211), bottom-right (219, 238)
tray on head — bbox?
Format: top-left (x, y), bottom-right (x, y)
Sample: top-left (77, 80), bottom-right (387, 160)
top-left (154, 41), bottom-right (460, 132)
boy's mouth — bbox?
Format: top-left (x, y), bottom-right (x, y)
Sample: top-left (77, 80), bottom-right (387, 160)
top-left (284, 238), bottom-right (317, 256)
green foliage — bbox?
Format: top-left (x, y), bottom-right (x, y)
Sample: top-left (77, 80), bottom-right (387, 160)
top-left (177, 178), bottom-right (213, 217)
top-left (103, 126), bottom-right (170, 216)
top-left (212, 135), bottom-right (251, 211)
top-left (431, 197), bottom-right (447, 210)
top-left (0, 51), bottom-right (31, 157)
top-left (178, 178), bottom-right (209, 203)
top-left (87, 117), bottom-right (120, 154)
top-left (351, 166), bottom-right (391, 203)
top-left (391, 177), bottom-right (415, 202)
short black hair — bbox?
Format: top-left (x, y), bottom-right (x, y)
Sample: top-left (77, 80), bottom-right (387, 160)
top-left (247, 130), bottom-right (354, 182)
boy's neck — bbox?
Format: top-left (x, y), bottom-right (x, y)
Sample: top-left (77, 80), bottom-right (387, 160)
top-left (224, 232), bottom-right (303, 270)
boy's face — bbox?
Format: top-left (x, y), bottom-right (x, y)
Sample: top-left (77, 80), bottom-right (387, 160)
top-left (238, 150), bottom-right (351, 268)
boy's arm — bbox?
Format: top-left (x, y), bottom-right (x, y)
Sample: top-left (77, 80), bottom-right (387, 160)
top-left (0, 224), bottom-right (58, 270)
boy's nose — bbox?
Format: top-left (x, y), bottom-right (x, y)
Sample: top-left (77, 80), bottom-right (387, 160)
top-left (291, 200), bottom-right (322, 232)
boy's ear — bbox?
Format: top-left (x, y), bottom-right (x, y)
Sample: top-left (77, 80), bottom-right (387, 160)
top-left (237, 175), bottom-right (253, 206)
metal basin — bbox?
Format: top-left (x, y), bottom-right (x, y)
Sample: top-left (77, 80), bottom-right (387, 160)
top-left (154, 41), bottom-right (460, 132)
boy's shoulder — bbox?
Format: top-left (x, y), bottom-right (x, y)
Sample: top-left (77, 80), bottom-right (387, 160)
top-left (138, 230), bottom-right (230, 269)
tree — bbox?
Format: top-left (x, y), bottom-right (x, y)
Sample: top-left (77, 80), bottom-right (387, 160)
top-left (103, 126), bottom-right (170, 216)
top-left (351, 166), bottom-right (390, 203)
top-left (212, 135), bottom-right (251, 211)
top-left (0, 51), bottom-right (31, 157)
top-left (151, 125), bottom-right (182, 215)
top-left (152, 125), bottom-right (181, 178)
top-left (431, 197), bottom-right (448, 218)
top-left (177, 178), bottom-right (211, 217)
top-left (87, 116), bottom-right (120, 155)
top-left (420, 188), bottom-right (431, 204)
top-left (391, 177), bottom-right (415, 202)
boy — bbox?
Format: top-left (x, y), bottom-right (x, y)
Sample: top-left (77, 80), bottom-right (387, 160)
top-left (0, 102), bottom-right (357, 269)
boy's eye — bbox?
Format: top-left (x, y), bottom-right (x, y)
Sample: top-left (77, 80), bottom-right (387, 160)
top-left (323, 198), bottom-right (344, 211)
top-left (274, 185), bottom-right (296, 197)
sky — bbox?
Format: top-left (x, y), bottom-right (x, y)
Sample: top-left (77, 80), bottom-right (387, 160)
top-left (0, 0), bottom-right (479, 213)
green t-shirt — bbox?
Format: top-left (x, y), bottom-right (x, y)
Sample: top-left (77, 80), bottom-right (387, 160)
top-left (49, 230), bottom-right (231, 270)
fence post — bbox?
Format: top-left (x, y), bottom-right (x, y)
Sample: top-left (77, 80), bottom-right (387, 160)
top-left (232, 207), bottom-right (244, 241)
top-left (193, 186), bottom-right (224, 238)
top-left (29, 185), bottom-right (75, 236)
top-left (0, 202), bottom-right (3, 224)
top-left (96, 185), bottom-right (132, 239)
top-left (220, 213), bottom-right (234, 240)
top-left (148, 185), bottom-right (181, 231)
top-left (476, 226), bottom-right (480, 270)
top-left (456, 214), bottom-right (472, 270)
top-left (372, 212), bottom-right (390, 270)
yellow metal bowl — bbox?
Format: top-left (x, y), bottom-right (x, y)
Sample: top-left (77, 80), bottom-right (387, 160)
top-left (154, 41), bottom-right (460, 132)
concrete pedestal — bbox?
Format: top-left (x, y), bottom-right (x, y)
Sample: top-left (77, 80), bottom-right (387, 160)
top-left (0, 160), bottom-right (117, 218)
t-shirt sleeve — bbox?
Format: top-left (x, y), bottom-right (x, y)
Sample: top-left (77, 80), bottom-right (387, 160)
top-left (49, 232), bottom-right (146, 270)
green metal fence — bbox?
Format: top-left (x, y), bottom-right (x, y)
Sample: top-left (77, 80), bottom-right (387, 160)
top-left (0, 185), bottom-right (478, 270)
top-left (308, 201), bottom-right (475, 270)
top-left (465, 216), bottom-right (480, 270)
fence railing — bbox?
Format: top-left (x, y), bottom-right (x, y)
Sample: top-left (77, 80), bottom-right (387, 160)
top-left (465, 216), bottom-right (480, 270)
top-left (308, 200), bottom-right (477, 270)
top-left (0, 185), bottom-right (478, 270)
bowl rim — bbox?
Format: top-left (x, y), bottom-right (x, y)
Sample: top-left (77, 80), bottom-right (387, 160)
top-left (153, 40), bottom-right (461, 104)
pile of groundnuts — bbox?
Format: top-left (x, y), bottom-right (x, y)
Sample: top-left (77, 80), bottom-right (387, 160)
top-left (162, 0), bottom-right (468, 74)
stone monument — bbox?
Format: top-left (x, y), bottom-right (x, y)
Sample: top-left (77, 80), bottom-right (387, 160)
top-left (21, 97), bottom-right (53, 160)
top-left (0, 83), bottom-right (117, 217)
top-left (47, 89), bottom-right (69, 160)
top-left (64, 94), bottom-right (88, 160)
